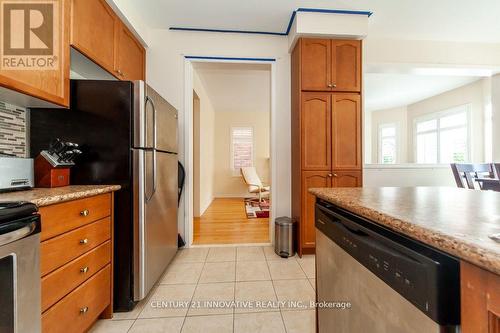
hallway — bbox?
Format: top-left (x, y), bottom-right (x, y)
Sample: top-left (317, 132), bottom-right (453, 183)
top-left (194, 198), bottom-right (269, 245)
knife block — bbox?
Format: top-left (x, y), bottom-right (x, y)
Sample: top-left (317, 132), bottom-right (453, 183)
top-left (34, 155), bottom-right (70, 188)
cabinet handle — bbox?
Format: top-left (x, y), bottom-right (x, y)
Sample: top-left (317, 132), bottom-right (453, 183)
top-left (79, 306), bottom-right (89, 314)
top-left (80, 266), bottom-right (89, 273)
top-left (327, 83), bottom-right (337, 88)
top-left (80, 209), bottom-right (89, 217)
top-left (79, 238), bottom-right (88, 245)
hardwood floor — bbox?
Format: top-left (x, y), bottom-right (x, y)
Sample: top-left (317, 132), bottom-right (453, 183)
top-left (193, 198), bottom-right (270, 245)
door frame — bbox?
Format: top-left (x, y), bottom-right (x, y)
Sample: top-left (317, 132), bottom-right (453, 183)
top-left (183, 56), bottom-right (277, 247)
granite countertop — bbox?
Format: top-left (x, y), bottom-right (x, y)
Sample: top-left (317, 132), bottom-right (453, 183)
top-left (309, 187), bottom-right (500, 275)
top-left (0, 185), bottom-right (121, 207)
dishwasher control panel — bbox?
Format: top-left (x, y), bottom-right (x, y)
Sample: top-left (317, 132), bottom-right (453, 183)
top-left (315, 200), bottom-right (461, 326)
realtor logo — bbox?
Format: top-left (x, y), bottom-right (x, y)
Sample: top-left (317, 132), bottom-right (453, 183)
top-left (1, 0), bottom-right (59, 70)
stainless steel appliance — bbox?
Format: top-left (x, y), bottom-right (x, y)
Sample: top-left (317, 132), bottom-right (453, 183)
top-left (0, 202), bottom-right (41, 333)
top-left (0, 156), bottom-right (34, 191)
top-left (315, 200), bottom-right (460, 333)
top-left (274, 216), bottom-right (295, 258)
top-left (30, 80), bottom-right (178, 311)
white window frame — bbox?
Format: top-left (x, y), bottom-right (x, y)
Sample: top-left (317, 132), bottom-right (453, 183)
top-left (413, 104), bottom-right (471, 164)
top-left (378, 123), bottom-right (399, 164)
top-left (230, 126), bottom-right (254, 176)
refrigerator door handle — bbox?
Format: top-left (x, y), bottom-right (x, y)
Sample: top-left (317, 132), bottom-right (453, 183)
top-left (144, 150), bottom-right (156, 203)
top-left (152, 150), bottom-right (157, 199)
top-left (151, 95), bottom-right (158, 197)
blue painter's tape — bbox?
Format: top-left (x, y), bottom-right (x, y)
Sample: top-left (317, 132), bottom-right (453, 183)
top-left (184, 56), bottom-right (276, 62)
top-left (170, 7), bottom-right (373, 36)
top-left (170, 27), bottom-right (285, 36)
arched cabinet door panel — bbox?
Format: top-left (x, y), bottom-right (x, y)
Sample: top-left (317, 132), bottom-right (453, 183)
top-left (301, 39), bottom-right (331, 91)
top-left (301, 93), bottom-right (332, 170)
top-left (332, 94), bottom-right (362, 170)
top-left (331, 40), bottom-right (361, 92)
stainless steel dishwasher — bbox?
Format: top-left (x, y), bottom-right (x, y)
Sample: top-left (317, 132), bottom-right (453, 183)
top-left (315, 200), bottom-right (460, 333)
top-left (0, 202), bottom-right (41, 333)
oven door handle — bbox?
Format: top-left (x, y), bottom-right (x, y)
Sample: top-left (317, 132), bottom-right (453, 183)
top-left (0, 220), bottom-right (37, 247)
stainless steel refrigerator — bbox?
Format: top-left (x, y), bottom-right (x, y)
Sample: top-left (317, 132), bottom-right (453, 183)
top-left (30, 80), bottom-right (178, 311)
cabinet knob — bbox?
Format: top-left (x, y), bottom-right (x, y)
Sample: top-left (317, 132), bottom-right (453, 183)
top-left (327, 83), bottom-right (337, 88)
top-left (80, 209), bottom-right (89, 217)
top-left (79, 306), bottom-right (89, 314)
top-left (333, 173), bottom-right (338, 177)
top-left (328, 173), bottom-right (333, 177)
top-left (80, 266), bottom-right (89, 273)
top-left (79, 238), bottom-right (88, 245)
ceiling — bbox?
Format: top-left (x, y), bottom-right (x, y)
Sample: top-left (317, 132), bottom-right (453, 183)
top-left (193, 62), bottom-right (271, 113)
top-left (134, 0), bottom-right (500, 42)
top-left (365, 74), bottom-right (481, 112)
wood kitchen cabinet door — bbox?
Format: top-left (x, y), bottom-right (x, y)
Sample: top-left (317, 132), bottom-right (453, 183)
top-left (0, 0), bottom-right (70, 107)
top-left (332, 171), bottom-right (362, 187)
top-left (301, 171), bottom-right (331, 252)
top-left (301, 93), bottom-right (332, 170)
top-left (331, 40), bottom-right (361, 92)
top-left (301, 39), bottom-right (331, 91)
top-left (332, 94), bottom-right (362, 170)
top-left (70, 0), bottom-right (116, 75)
top-left (114, 21), bottom-right (145, 81)
top-left (461, 261), bottom-right (500, 333)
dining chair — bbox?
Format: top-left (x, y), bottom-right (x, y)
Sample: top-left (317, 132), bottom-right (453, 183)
top-left (450, 163), bottom-right (496, 189)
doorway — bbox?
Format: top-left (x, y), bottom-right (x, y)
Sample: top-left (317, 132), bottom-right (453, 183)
top-left (184, 58), bottom-right (276, 246)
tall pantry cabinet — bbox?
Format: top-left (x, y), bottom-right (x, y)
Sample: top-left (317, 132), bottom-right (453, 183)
top-left (291, 38), bottom-right (363, 255)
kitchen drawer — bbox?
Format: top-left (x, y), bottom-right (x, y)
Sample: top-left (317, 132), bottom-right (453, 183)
top-left (42, 241), bottom-right (111, 312)
top-left (41, 218), bottom-right (111, 276)
top-left (42, 265), bottom-right (111, 333)
top-left (40, 193), bottom-right (111, 241)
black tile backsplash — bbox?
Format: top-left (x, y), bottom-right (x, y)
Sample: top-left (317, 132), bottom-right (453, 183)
top-left (0, 101), bottom-right (27, 157)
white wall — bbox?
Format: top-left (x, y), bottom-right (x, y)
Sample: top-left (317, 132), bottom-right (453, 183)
top-left (363, 165), bottom-right (456, 187)
top-left (491, 74), bottom-right (500, 161)
top-left (406, 79), bottom-right (485, 163)
top-left (370, 106), bottom-right (408, 163)
top-left (213, 111), bottom-right (270, 197)
top-left (146, 30), bottom-right (290, 238)
top-left (193, 71), bottom-right (216, 216)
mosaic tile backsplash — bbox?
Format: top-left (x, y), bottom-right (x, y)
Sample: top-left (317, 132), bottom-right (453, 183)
top-left (0, 101), bottom-right (27, 157)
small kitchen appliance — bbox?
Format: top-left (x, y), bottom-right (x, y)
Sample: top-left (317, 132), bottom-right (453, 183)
top-left (0, 155), bottom-right (34, 192)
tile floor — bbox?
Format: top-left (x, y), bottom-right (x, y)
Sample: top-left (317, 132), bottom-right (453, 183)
top-left (90, 246), bottom-right (316, 333)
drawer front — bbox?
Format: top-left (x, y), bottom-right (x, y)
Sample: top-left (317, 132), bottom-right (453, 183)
top-left (40, 193), bottom-right (111, 241)
top-left (41, 218), bottom-right (111, 276)
top-left (42, 265), bottom-right (111, 333)
top-left (42, 241), bottom-right (111, 312)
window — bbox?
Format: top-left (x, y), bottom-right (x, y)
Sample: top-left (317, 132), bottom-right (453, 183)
top-left (231, 127), bottom-right (253, 174)
top-left (378, 124), bottom-right (397, 164)
top-left (414, 105), bottom-right (470, 164)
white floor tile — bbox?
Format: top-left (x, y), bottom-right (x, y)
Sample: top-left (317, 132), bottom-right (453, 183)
top-left (267, 260), bottom-right (306, 280)
top-left (187, 282), bottom-right (235, 316)
top-left (160, 262), bottom-right (204, 285)
top-left (139, 284), bottom-right (196, 318)
top-left (89, 319), bottom-right (134, 333)
top-left (234, 312), bottom-right (286, 333)
top-left (236, 261), bottom-right (271, 281)
top-left (234, 281), bottom-right (278, 313)
top-left (199, 262), bottom-right (236, 283)
top-left (282, 309), bottom-right (316, 333)
top-left (181, 314), bottom-right (233, 333)
top-left (296, 255), bottom-right (315, 278)
top-left (273, 279), bottom-right (315, 311)
top-left (206, 247), bottom-right (236, 262)
top-left (175, 248), bottom-right (209, 263)
top-left (129, 317), bottom-right (184, 333)
top-left (236, 247), bottom-right (265, 261)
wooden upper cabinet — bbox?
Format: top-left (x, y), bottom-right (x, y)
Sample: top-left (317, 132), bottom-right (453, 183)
top-left (331, 40), bottom-right (361, 92)
top-left (300, 38), bottom-right (361, 92)
top-left (332, 94), bottom-right (362, 170)
top-left (114, 21), bottom-right (145, 81)
top-left (301, 39), bottom-right (331, 91)
top-left (70, 0), bottom-right (116, 74)
top-left (332, 171), bottom-right (362, 187)
top-left (301, 93), bottom-right (331, 170)
top-left (301, 171), bottom-right (331, 250)
top-left (0, 0), bottom-right (70, 107)
top-left (71, 0), bottom-right (145, 81)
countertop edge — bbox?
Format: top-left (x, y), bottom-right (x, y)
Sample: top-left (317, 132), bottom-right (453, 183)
top-left (34, 186), bottom-right (122, 207)
top-left (310, 188), bottom-right (500, 276)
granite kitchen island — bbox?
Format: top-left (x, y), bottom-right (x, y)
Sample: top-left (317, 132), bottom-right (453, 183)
top-left (310, 187), bottom-right (500, 333)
